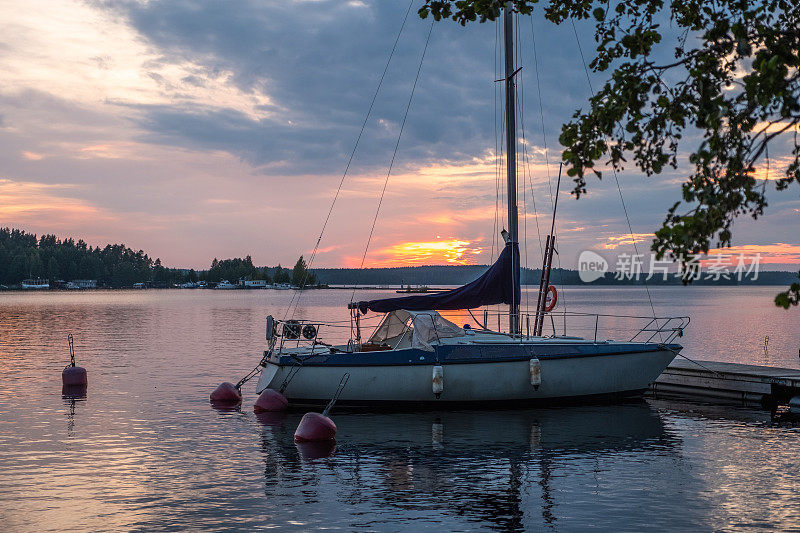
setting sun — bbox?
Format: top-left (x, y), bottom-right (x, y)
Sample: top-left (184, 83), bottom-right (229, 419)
top-left (359, 239), bottom-right (484, 267)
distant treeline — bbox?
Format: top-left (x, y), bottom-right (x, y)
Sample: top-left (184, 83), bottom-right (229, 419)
top-left (0, 227), bottom-right (316, 288)
top-left (206, 256), bottom-right (316, 286)
top-left (0, 227), bottom-right (186, 288)
top-left (2, 227), bottom-right (794, 288)
top-left (311, 265), bottom-right (799, 286)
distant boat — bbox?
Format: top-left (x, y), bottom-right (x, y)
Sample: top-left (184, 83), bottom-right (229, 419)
top-left (179, 282), bottom-right (199, 289)
top-left (21, 279), bottom-right (49, 290)
top-left (272, 283), bottom-right (293, 290)
top-left (133, 282), bottom-right (147, 289)
top-left (65, 279), bottom-right (97, 290)
top-left (215, 280), bottom-right (238, 290)
top-left (396, 286), bottom-right (447, 294)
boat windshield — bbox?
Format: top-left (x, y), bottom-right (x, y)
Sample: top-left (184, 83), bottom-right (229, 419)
top-left (368, 310), bottom-right (465, 351)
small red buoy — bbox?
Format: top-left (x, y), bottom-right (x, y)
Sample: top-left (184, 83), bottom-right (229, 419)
top-left (296, 440), bottom-right (336, 460)
top-left (62, 334), bottom-right (88, 387)
top-left (294, 412), bottom-right (337, 442)
top-left (62, 384), bottom-right (87, 398)
top-left (254, 410), bottom-right (288, 426)
top-left (254, 388), bottom-right (288, 412)
top-left (62, 365), bottom-right (88, 386)
top-left (210, 382), bottom-right (242, 404)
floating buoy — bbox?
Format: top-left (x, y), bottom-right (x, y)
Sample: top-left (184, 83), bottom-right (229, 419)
top-left (62, 365), bottom-right (88, 386)
top-left (62, 334), bottom-right (88, 387)
top-left (61, 384), bottom-right (87, 398)
top-left (294, 412), bottom-right (337, 442)
top-left (294, 373), bottom-right (348, 442)
top-left (254, 410), bottom-right (288, 427)
top-left (254, 388), bottom-right (288, 412)
top-left (210, 382), bottom-right (242, 404)
top-left (296, 440), bottom-right (336, 460)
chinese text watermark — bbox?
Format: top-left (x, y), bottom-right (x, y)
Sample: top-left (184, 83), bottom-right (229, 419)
top-left (577, 251), bottom-right (761, 283)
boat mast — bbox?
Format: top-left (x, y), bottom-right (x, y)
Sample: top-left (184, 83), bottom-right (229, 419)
top-left (503, 4), bottom-right (520, 334)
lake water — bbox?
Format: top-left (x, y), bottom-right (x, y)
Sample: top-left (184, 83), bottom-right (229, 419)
top-left (1, 286), bottom-right (799, 531)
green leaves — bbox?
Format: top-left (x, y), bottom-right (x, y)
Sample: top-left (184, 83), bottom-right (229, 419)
top-left (775, 277), bottom-right (800, 309)
top-left (420, 0), bottom-right (800, 307)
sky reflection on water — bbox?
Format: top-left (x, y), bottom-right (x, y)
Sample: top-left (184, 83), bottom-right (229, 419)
top-left (1, 288), bottom-right (799, 531)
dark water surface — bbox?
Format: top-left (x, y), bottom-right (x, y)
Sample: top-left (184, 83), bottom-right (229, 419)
top-left (1, 287), bottom-right (799, 531)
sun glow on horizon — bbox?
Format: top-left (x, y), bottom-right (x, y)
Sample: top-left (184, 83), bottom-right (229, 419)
top-left (705, 243), bottom-right (800, 264)
top-left (353, 238), bottom-right (484, 267)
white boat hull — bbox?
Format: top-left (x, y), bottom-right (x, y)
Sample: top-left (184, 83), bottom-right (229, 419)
top-left (256, 348), bottom-right (676, 406)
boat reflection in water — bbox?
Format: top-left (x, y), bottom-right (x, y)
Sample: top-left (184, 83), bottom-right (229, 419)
top-left (256, 401), bottom-right (679, 530)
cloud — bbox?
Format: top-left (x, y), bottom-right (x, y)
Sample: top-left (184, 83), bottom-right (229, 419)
top-left (21, 151), bottom-right (44, 160)
top-left (705, 243), bottom-right (800, 265)
top-left (0, 0), bottom-right (274, 120)
top-left (0, 177), bottom-right (116, 227)
top-left (600, 233), bottom-right (653, 250)
top-left (1, 0), bottom-right (796, 271)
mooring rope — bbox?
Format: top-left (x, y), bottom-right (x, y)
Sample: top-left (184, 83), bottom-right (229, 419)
top-left (350, 18), bottom-right (436, 304)
top-left (659, 344), bottom-right (723, 377)
top-left (283, 0), bottom-right (417, 321)
top-left (529, 11), bottom-right (568, 319)
top-left (570, 19), bottom-right (659, 340)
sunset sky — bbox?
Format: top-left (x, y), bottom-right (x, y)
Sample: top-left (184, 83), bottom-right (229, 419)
top-left (1, 0), bottom-right (798, 270)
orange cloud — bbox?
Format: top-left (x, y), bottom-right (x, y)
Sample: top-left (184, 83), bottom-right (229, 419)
top-left (422, 206), bottom-right (497, 226)
top-left (0, 178), bottom-right (116, 227)
top-left (601, 233), bottom-right (653, 249)
top-left (705, 243), bottom-right (800, 264)
top-left (22, 151), bottom-right (44, 160)
top-left (751, 155), bottom-right (796, 181)
top-left (755, 121), bottom-right (800, 134)
top-left (356, 238), bottom-right (484, 267)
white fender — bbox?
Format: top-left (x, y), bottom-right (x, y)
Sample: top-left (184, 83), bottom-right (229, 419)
top-left (529, 358), bottom-right (541, 390)
top-left (432, 365), bottom-right (444, 396)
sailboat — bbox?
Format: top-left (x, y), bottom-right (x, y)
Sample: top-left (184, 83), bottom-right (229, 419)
top-left (254, 6), bottom-right (688, 407)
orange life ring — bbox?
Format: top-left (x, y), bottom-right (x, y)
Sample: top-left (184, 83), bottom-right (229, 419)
top-left (544, 285), bottom-right (558, 312)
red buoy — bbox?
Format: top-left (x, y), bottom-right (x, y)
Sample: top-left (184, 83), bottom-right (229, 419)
top-left (254, 388), bottom-right (288, 412)
top-left (62, 384), bottom-right (87, 398)
top-left (210, 382), bottom-right (242, 405)
top-left (296, 440), bottom-right (336, 460)
top-left (62, 334), bottom-right (88, 388)
top-left (62, 365), bottom-right (87, 386)
top-left (254, 410), bottom-right (288, 426)
top-left (294, 412), bottom-right (337, 442)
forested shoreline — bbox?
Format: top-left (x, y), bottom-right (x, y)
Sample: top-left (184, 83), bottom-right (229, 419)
top-left (0, 228), bottom-right (315, 288)
top-left (1, 227), bottom-right (795, 289)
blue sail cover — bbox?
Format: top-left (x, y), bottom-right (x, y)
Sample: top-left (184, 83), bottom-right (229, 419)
top-left (355, 242), bottom-right (520, 313)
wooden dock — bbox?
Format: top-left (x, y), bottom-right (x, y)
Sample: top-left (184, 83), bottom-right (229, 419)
top-left (651, 359), bottom-right (800, 407)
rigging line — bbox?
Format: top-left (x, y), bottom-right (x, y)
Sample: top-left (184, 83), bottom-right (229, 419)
top-left (514, 22), bottom-right (546, 313)
top-left (514, 15), bottom-right (530, 313)
top-left (528, 14), bottom-right (553, 206)
top-left (519, 91), bottom-right (529, 312)
top-left (570, 20), bottom-right (659, 332)
top-left (492, 18), bottom-right (501, 262)
top-left (284, 0), bottom-right (416, 319)
top-left (530, 11), bottom-right (567, 315)
top-left (350, 19), bottom-right (435, 304)
top-left (519, 86), bottom-right (546, 314)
